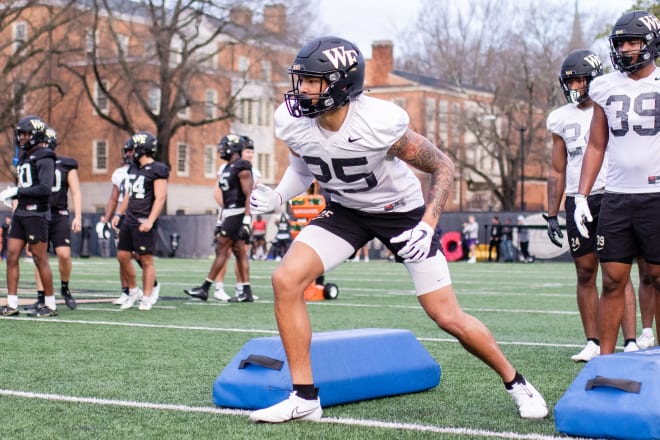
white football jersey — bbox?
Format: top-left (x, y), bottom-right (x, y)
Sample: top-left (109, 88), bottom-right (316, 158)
top-left (590, 67), bottom-right (660, 193)
top-left (111, 165), bottom-right (129, 204)
top-left (546, 103), bottom-right (607, 195)
top-left (274, 95), bottom-right (425, 213)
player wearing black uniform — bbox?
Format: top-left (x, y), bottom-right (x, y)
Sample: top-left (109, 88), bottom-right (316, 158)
top-left (184, 134), bottom-right (254, 302)
top-left (25, 127), bottom-right (81, 311)
top-left (0, 115), bottom-right (57, 317)
top-left (111, 131), bottom-right (169, 311)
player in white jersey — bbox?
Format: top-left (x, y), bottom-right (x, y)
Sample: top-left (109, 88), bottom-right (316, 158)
top-left (546, 50), bottom-right (639, 361)
top-left (575, 10), bottom-right (660, 354)
top-left (248, 36), bottom-right (547, 423)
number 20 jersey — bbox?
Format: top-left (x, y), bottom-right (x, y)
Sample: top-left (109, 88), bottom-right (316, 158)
top-left (274, 94), bottom-right (424, 213)
top-left (590, 67), bottom-right (660, 193)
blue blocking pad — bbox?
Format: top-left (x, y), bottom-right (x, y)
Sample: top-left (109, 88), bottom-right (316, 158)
top-left (213, 328), bottom-right (441, 409)
top-left (555, 347), bottom-right (660, 440)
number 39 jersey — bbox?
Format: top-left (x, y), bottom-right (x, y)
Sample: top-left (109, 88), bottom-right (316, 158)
top-left (546, 103), bottom-right (607, 195)
top-left (274, 94), bottom-right (424, 213)
top-left (590, 67), bottom-right (660, 193)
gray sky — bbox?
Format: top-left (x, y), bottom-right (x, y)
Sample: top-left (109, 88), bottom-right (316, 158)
top-left (318, 0), bottom-right (638, 58)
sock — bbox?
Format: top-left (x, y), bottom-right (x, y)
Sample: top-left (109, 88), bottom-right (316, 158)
top-left (45, 295), bottom-right (56, 309)
top-left (293, 384), bottom-right (319, 400)
top-left (624, 338), bottom-right (637, 347)
top-left (215, 282), bottom-right (224, 291)
top-left (122, 286), bottom-right (129, 295)
top-left (37, 290), bottom-right (45, 303)
top-left (201, 279), bottom-right (213, 292)
top-left (129, 287), bottom-right (140, 295)
top-left (61, 280), bottom-right (69, 290)
top-left (153, 279), bottom-right (158, 287)
top-left (587, 338), bottom-right (600, 346)
top-left (641, 328), bottom-right (653, 336)
top-left (235, 282), bottom-right (244, 292)
top-left (7, 294), bottom-right (18, 309)
top-left (503, 371), bottom-right (525, 390)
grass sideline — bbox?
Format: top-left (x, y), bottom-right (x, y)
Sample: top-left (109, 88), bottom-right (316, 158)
top-left (0, 257), bottom-right (641, 439)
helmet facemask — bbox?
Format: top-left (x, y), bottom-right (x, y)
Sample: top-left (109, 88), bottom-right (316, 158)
top-left (559, 75), bottom-right (593, 105)
top-left (610, 36), bottom-right (656, 72)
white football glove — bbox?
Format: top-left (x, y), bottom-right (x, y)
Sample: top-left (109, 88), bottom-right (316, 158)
top-left (573, 194), bottom-right (592, 239)
top-left (250, 184), bottom-right (282, 214)
top-left (390, 221), bottom-right (434, 262)
top-left (0, 186), bottom-right (18, 208)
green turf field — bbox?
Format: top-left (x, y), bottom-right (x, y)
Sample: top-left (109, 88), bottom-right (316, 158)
top-left (0, 258), bottom-right (642, 439)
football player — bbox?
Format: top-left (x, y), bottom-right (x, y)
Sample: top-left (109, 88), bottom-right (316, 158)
top-left (575, 10), bottom-right (660, 354)
top-left (184, 134), bottom-right (254, 302)
top-left (0, 115), bottom-right (57, 317)
top-left (546, 49), bottom-right (640, 360)
top-left (25, 127), bottom-right (81, 312)
top-left (248, 36), bottom-right (547, 423)
top-left (111, 131), bottom-right (169, 311)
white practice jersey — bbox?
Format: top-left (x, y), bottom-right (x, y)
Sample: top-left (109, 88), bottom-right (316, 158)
top-left (111, 165), bottom-right (129, 204)
top-left (590, 67), bottom-right (660, 193)
top-left (274, 94), bottom-right (425, 213)
top-left (547, 103), bottom-right (607, 195)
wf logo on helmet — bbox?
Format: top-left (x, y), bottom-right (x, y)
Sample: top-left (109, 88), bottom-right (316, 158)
top-left (639, 15), bottom-right (660, 31)
top-left (30, 119), bottom-right (45, 131)
top-left (584, 54), bottom-right (601, 70)
top-left (322, 46), bottom-right (359, 70)
top-left (132, 133), bottom-right (148, 144)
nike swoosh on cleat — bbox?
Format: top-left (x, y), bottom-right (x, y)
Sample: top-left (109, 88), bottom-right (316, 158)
top-left (291, 406), bottom-right (318, 418)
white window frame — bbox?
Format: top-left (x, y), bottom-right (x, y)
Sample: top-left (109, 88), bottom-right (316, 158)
top-left (176, 142), bottom-right (189, 176)
top-left (93, 139), bottom-right (108, 173)
top-left (13, 21), bottom-right (27, 53)
top-left (116, 33), bottom-right (129, 56)
top-left (94, 80), bottom-right (109, 114)
top-left (203, 144), bottom-right (216, 178)
top-left (205, 89), bottom-right (217, 119)
top-left (149, 85), bottom-right (161, 115)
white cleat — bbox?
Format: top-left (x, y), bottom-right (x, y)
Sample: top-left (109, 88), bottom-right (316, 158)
top-left (213, 288), bottom-right (231, 301)
top-left (112, 293), bottom-right (129, 305)
top-left (120, 289), bottom-right (143, 310)
top-left (249, 392), bottom-right (322, 423)
top-left (151, 282), bottom-right (160, 303)
top-left (138, 295), bottom-right (154, 311)
top-left (637, 330), bottom-right (655, 349)
top-left (571, 340), bottom-right (600, 362)
top-left (624, 341), bottom-right (640, 352)
top-left (506, 378), bottom-right (548, 419)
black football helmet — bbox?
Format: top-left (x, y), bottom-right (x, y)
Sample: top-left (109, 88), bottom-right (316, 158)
top-left (609, 10), bottom-right (660, 73)
top-left (15, 115), bottom-right (47, 149)
top-left (284, 36), bottom-right (365, 118)
top-left (44, 127), bottom-right (58, 150)
top-left (218, 133), bottom-right (247, 160)
top-left (128, 131), bottom-right (157, 162)
top-left (121, 139), bottom-right (135, 164)
top-left (241, 135), bottom-right (254, 150)
top-left (558, 49), bottom-right (603, 104)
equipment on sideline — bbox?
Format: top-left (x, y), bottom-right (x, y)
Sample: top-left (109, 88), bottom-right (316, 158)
top-left (213, 328), bottom-right (441, 409)
top-left (555, 348), bottom-right (660, 440)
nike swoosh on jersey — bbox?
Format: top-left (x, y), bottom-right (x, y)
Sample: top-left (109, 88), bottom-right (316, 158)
top-left (348, 136), bottom-right (363, 143)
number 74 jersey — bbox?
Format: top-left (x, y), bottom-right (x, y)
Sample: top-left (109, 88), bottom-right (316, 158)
top-left (274, 95), bottom-right (425, 213)
top-left (590, 67), bottom-right (660, 193)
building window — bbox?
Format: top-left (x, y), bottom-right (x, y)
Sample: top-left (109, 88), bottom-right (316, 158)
top-left (205, 89), bottom-right (217, 119)
top-left (256, 152), bottom-right (272, 182)
top-left (116, 34), bottom-right (129, 55)
top-left (149, 85), bottom-right (161, 114)
top-left (204, 144), bottom-right (216, 178)
top-left (438, 100), bottom-right (449, 146)
top-left (94, 80), bottom-right (109, 113)
top-left (85, 29), bottom-right (97, 56)
top-left (261, 60), bottom-right (272, 81)
top-left (93, 140), bottom-right (108, 173)
top-left (13, 21), bottom-right (27, 53)
top-left (176, 143), bottom-right (189, 176)
top-left (238, 56), bottom-right (249, 72)
top-left (177, 93), bottom-right (189, 119)
top-left (425, 98), bottom-right (437, 144)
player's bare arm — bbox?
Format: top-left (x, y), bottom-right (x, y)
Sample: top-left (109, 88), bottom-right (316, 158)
top-left (577, 104), bottom-right (608, 196)
top-left (68, 168), bottom-right (83, 232)
top-left (547, 134), bottom-right (568, 216)
top-left (388, 129), bottom-right (455, 222)
top-left (239, 170), bottom-right (254, 216)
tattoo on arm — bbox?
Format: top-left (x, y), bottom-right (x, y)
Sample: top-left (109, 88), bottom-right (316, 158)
top-left (389, 130), bottom-right (455, 219)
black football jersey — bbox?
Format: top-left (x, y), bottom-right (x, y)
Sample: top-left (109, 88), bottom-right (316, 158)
top-left (218, 158), bottom-right (251, 209)
top-left (124, 161), bottom-right (170, 223)
top-left (50, 156), bottom-right (78, 212)
top-left (15, 146), bottom-right (56, 213)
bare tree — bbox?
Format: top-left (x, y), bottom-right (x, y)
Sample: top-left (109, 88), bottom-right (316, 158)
top-left (398, 0), bottom-right (616, 210)
top-left (0, 0), bottom-right (80, 181)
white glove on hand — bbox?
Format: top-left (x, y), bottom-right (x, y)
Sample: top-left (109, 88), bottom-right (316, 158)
top-left (0, 186), bottom-right (18, 208)
top-left (390, 221), bottom-right (435, 262)
top-left (573, 195), bottom-right (592, 239)
top-left (250, 184), bottom-right (281, 214)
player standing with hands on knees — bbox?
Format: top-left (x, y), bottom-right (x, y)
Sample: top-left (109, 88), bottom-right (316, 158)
top-left (574, 10), bottom-right (660, 354)
top-left (248, 36), bottom-right (547, 423)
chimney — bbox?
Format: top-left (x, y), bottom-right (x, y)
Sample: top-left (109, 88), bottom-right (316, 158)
top-left (370, 40), bottom-right (393, 85)
top-left (230, 6), bottom-right (253, 27)
top-left (263, 4), bottom-right (286, 34)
